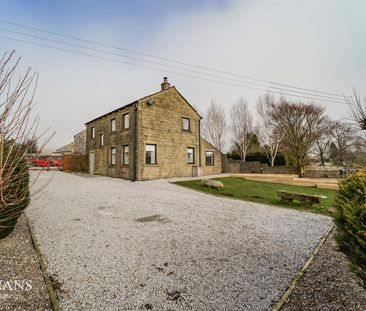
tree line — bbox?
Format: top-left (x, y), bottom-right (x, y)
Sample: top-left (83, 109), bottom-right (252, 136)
top-left (201, 90), bottom-right (366, 178)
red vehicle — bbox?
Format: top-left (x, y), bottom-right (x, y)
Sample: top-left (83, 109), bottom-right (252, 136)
top-left (51, 159), bottom-right (62, 168)
top-left (32, 158), bottom-right (49, 167)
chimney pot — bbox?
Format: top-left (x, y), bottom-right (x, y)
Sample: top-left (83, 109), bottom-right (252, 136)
top-left (161, 77), bottom-right (170, 91)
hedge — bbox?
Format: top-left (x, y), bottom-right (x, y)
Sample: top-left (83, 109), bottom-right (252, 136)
top-left (335, 170), bottom-right (366, 282)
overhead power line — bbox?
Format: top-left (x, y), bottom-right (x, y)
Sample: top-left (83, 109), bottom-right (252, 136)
top-left (0, 27), bottom-right (349, 103)
top-left (0, 19), bottom-right (349, 101)
top-left (0, 34), bottom-right (348, 105)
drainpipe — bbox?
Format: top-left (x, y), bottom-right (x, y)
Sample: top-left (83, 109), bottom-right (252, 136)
top-left (133, 102), bottom-right (138, 181)
top-left (198, 119), bottom-right (202, 166)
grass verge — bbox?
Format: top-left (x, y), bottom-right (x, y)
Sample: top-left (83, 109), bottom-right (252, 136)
top-left (174, 177), bottom-right (336, 216)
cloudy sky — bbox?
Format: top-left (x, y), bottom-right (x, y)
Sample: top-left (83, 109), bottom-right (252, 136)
top-left (1, 0), bottom-right (365, 151)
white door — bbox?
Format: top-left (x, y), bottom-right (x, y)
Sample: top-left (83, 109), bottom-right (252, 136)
top-left (89, 151), bottom-right (95, 175)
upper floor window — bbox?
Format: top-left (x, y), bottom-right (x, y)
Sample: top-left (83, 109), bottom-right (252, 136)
top-left (205, 151), bottom-right (214, 166)
top-left (91, 126), bottom-right (95, 138)
top-left (110, 118), bottom-right (116, 132)
top-left (146, 144), bottom-right (156, 164)
top-left (123, 113), bottom-right (129, 129)
top-left (99, 133), bottom-right (104, 147)
top-left (187, 147), bottom-right (195, 164)
top-left (182, 117), bottom-right (190, 131)
top-left (123, 145), bottom-right (129, 165)
top-left (110, 147), bottom-right (116, 165)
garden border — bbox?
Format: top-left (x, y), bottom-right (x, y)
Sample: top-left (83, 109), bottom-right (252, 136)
top-left (26, 215), bottom-right (60, 311)
top-left (272, 223), bottom-right (335, 311)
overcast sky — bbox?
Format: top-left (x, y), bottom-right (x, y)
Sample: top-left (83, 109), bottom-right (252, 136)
top-left (1, 0), bottom-right (365, 151)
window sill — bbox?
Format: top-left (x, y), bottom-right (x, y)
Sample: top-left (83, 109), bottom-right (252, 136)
top-left (145, 164), bottom-right (158, 166)
top-left (182, 129), bottom-right (191, 133)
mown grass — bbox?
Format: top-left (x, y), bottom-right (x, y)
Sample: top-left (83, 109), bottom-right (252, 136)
top-left (174, 177), bottom-right (337, 216)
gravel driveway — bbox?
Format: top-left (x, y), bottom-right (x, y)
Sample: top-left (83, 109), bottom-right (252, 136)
top-left (27, 172), bottom-right (332, 311)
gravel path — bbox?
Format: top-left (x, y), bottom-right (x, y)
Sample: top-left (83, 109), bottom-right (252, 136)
top-left (27, 171), bottom-right (332, 311)
top-left (282, 229), bottom-right (366, 311)
top-left (0, 214), bottom-right (52, 311)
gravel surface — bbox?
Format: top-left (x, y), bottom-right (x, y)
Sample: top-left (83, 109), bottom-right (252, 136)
top-left (27, 171), bottom-right (332, 311)
top-left (0, 214), bottom-right (52, 311)
top-left (282, 229), bottom-right (366, 311)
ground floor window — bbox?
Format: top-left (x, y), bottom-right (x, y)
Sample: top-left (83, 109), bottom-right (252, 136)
top-left (110, 147), bottom-right (116, 165)
top-left (205, 150), bottom-right (214, 166)
top-left (187, 147), bottom-right (195, 164)
top-left (123, 145), bottom-right (129, 165)
top-left (146, 144), bottom-right (156, 164)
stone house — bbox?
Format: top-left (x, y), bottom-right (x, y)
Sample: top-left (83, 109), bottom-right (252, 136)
top-left (85, 78), bottom-right (222, 180)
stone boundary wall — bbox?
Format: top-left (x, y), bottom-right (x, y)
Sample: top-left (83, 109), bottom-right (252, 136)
top-left (224, 159), bottom-right (341, 178)
top-left (304, 169), bottom-right (340, 178)
top-left (224, 159), bottom-right (297, 175)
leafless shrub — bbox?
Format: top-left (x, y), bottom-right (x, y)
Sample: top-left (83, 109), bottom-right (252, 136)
top-left (0, 50), bottom-right (53, 236)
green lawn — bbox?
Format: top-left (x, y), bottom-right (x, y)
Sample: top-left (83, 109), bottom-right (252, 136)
top-left (174, 177), bottom-right (337, 216)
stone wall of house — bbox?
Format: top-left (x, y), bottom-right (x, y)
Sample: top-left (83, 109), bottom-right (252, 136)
top-left (200, 138), bottom-right (222, 176)
top-left (85, 104), bottom-right (136, 180)
top-left (85, 86), bottom-right (224, 181)
top-left (136, 88), bottom-right (201, 180)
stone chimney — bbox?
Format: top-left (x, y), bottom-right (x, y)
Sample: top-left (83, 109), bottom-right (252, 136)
top-left (161, 77), bottom-right (170, 91)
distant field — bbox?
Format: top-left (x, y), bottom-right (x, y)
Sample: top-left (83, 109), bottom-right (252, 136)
top-left (174, 177), bottom-right (337, 216)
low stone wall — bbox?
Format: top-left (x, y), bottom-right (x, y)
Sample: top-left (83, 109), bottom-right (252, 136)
top-left (304, 169), bottom-right (340, 178)
top-left (225, 159), bottom-right (341, 178)
top-left (225, 159), bottom-right (298, 175)
top-left (266, 166), bottom-right (298, 175)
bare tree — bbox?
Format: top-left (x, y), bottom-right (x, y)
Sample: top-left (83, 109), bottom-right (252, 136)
top-left (313, 118), bottom-right (334, 168)
top-left (0, 51), bottom-right (52, 238)
top-left (230, 98), bottom-right (253, 162)
top-left (345, 87), bottom-right (366, 130)
top-left (201, 100), bottom-right (226, 152)
top-left (256, 93), bottom-right (283, 166)
top-left (331, 121), bottom-right (355, 166)
top-left (269, 98), bottom-right (326, 178)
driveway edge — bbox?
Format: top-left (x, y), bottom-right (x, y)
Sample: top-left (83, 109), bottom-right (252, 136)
top-left (272, 223), bottom-right (335, 311)
top-left (26, 215), bottom-right (61, 311)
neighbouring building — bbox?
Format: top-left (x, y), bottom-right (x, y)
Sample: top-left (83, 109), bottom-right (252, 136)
top-left (85, 77), bottom-right (222, 180)
top-left (56, 130), bottom-right (87, 155)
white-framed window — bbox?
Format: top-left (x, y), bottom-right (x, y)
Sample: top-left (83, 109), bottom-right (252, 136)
top-left (110, 147), bottom-right (116, 165)
top-left (182, 117), bottom-right (190, 131)
top-left (99, 133), bottom-right (104, 146)
top-left (91, 126), bottom-right (95, 138)
top-left (110, 118), bottom-right (116, 132)
top-left (146, 144), bottom-right (156, 164)
top-left (123, 113), bottom-right (129, 129)
top-left (205, 151), bottom-right (214, 166)
top-left (123, 145), bottom-right (129, 165)
top-left (187, 147), bottom-right (195, 164)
